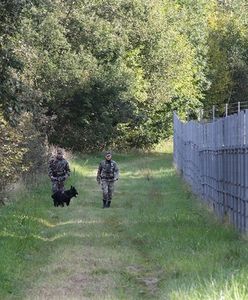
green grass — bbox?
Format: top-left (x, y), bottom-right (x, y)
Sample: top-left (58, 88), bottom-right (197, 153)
top-left (1, 149), bottom-right (248, 299)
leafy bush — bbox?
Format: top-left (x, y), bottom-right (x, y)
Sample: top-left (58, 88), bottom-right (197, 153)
top-left (0, 111), bottom-right (48, 202)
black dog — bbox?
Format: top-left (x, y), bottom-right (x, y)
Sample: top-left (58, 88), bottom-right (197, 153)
top-left (52, 186), bottom-right (78, 207)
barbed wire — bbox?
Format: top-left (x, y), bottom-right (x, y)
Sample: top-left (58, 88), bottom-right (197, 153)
top-left (187, 101), bottom-right (248, 122)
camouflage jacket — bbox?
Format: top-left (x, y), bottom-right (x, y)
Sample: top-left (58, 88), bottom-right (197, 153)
top-left (97, 160), bottom-right (119, 181)
top-left (48, 157), bottom-right (70, 179)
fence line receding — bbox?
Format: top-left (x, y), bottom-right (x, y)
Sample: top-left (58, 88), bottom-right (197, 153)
top-left (173, 111), bottom-right (248, 232)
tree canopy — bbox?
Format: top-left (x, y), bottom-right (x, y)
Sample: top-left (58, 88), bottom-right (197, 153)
top-left (1, 0), bottom-right (248, 191)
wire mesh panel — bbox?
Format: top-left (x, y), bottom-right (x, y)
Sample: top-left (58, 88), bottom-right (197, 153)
top-left (173, 111), bottom-right (248, 232)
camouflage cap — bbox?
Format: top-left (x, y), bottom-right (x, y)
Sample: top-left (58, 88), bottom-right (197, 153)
top-left (105, 151), bottom-right (112, 156)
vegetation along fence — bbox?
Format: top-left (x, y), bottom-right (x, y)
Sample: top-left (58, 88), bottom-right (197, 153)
top-left (173, 111), bottom-right (248, 232)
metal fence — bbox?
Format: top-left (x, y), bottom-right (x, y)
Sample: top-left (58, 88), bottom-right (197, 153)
top-left (173, 111), bottom-right (248, 232)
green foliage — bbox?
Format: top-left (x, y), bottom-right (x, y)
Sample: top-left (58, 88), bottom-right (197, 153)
top-left (205, 0), bottom-right (248, 115)
top-left (0, 113), bottom-right (28, 190)
top-left (11, 0), bottom-right (214, 151)
top-left (0, 111), bottom-right (47, 200)
top-left (0, 0), bottom-right (26, 118)
top-left (2, 0), bottom-right (248, 156)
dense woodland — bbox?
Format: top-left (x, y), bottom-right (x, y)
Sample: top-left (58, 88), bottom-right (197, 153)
top-left (1, 0), bottom-right (248, 194)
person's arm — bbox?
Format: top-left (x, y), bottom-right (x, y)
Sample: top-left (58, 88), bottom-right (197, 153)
top-left (114, 162), bottom-right (119, 181)
top-left (65, 161), bottom-right (71, 177)
top-left (48, 159), bottom-right (54, 179)
top-left (97, 163), bottom-right (102, 183)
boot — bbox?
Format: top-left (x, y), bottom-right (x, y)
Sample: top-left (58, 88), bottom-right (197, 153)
top-left (106, 201), bottom-right (111, 208)
top-left (102, 200), bottom-right (107, 208)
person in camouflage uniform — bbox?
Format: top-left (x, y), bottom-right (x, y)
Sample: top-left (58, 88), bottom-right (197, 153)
top-left (48, 148), bottom-right (70, 194)
top-left (97, 151), bottom-right (119, 208)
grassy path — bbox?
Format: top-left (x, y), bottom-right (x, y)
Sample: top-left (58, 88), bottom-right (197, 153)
top-left (1, 152), bottom-right (248, 299)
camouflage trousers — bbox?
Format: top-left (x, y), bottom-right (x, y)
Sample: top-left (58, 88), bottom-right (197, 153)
top-left (101, 180), bottom-right (115, 201)
top-left (51, 179), bottom-right (65, 194)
